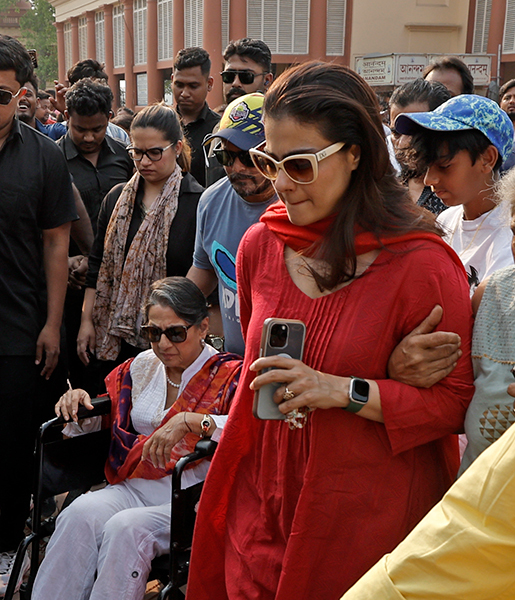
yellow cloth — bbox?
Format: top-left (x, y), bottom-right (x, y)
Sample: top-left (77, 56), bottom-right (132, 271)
top-left (342, 422), bottom-right (515, 600)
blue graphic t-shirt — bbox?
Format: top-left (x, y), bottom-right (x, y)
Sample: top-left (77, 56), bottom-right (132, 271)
top-left (193, 176), bottom-right (276, 355)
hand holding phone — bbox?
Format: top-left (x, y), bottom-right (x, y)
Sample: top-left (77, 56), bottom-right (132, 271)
top-left (252, 318), bottom-right (306, 420)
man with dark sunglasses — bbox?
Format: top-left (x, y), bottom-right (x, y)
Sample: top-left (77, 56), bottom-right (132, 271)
top-left (0, 35), bottom-right (77, 593)
top-left (187, 93), bottom-right (276, 356)
top-left (204, 38), bottom-right (274, 187)
top-left (221, 38), bottom-right (273, 106)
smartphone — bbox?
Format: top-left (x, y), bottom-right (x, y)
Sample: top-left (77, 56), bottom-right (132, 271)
top-left (27, 49), bottom-right (38, 70)
top-left (252, 318), bottom-right (306, 420)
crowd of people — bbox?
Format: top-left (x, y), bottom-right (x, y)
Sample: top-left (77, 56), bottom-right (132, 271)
top-left (1, 28), bottom-right (515, 600)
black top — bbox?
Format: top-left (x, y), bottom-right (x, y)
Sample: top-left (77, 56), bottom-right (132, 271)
top-left (86, 172), bottom-right (204, 288)
top-left (0, 119), bottom-right (77, 355)
top-left (417, 186), bottom-right (447, 216)
top-left (180, 103), bottom-right (220, 187)
top-left (57, 133), bottom-right (134, 232)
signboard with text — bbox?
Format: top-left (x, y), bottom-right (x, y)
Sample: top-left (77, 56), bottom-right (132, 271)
top-left (355, 53), bottom-right (492, 88)
top-left (396, 55), bottom-right (427, 84)
top-left (355, 55), bottom-right (394, 86)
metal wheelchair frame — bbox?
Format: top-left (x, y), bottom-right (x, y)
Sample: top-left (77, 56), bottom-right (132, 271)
top-left (4, 397), bottom-right (216, 600)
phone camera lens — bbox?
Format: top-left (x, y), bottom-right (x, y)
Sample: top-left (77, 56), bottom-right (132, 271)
top-left (270, 323), bottom-right (288, 348)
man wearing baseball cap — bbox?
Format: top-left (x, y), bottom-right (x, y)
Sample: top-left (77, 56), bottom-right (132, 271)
top-left (395, 94), bottom-right (514, 294)
top-left (187, 93), bottom-right (277, 355)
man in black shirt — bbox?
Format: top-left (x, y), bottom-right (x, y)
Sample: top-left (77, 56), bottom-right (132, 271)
top-left (0, 35), bottom-right (76, 590)
top-left (57, 78), bottom-right (133, 231)
top-left (57, 78), bottom-right (133, 392)
top-left (173, 47), bottom-right (220, 186)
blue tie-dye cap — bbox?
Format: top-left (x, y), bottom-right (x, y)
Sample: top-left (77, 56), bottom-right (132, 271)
top-left (395, 94), bottom-right (514, 163)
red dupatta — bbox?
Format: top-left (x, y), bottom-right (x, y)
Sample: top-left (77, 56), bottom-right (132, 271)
top-left (104, 352), bottom-right (242, 485)
top-left (260, 200), bottom-right (466, 275)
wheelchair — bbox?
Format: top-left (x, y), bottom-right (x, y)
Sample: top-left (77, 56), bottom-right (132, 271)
top-left (4, 397), bottom-right (217, 600)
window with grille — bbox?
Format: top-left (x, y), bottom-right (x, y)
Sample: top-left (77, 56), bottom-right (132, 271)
top-left (247, 0), bottom-right (310, 54)
top-left (158, 0), bottom-right (173, 61)
top-left (473, 0), bottom-right (492, 53)
top-left (78, 16), bottom-right (88, 60)
top-left (64, 21), bottom-right (72, 72)
top-left (326, 0), bottom-right (346, 55)
top-left (95, 12), bottom-right (105, 64)
top-left (113, 4), bottom-right (125, 68)
top-left (184, 0), bottom-right (203, 47)
top-left (222, 0), bottom-right (230, 50)
top-left (504, 0), bottom-right (515, 53)
top-left (134, 0), bottom-right (148, 65)
top-left (137, 72), bottom-right (148, 105)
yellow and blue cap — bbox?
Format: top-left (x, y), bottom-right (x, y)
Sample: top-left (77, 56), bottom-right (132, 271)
top-left (204, 93), bottom-right (265, 151)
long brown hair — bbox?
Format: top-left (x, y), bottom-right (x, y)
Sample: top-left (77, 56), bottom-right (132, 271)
top-left (264, 61), bottom-right (441, 290)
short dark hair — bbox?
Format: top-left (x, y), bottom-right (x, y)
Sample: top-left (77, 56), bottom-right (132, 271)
top-left (389, 78), bottom-right (451, 112)
top-left (37, 90), bottom-right (51, 101)
top-left (131, 101), bottom-right (191, 172)
top-left (422, 57), bottom-right (474, 95)
top-left (117, 106), bottom-right (134, 116)
top-left (500, 78), bottom-right (515, 99)
top-left (143, 276), bottom-right (208, 325)
top-left (0, 35), bottom-right (33, 86)
top-left (65, 78), bottom-right (113, 117)
top-left (223, 38), bottom-right (272, 73)
top-left (23, 72), bottom-right (39, 94)
top-left (111, 112), bottom-right (133, 133)
top-left (67, 59), bottom-right (108, 85)
top-left (174, 47), bottom-right (211, 77)
top-left (408, 128), bottom-right (502, 174)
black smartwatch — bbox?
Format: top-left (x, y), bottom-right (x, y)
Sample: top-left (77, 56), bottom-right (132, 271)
top-left (344, 377), bottom-right (370, 413)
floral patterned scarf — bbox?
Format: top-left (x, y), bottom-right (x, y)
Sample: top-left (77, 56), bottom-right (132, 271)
top-left (93, 165), bottom-right (182, 360)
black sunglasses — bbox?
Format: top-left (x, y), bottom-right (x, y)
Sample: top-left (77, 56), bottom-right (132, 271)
top-left (220, 70), bottom-right (266, 85)
top-left (0, 87), bottom-right (26, 106)
top-left (213, 148), bottom-right (255, 169)
top-left (140, 323), bottom-right (193, 344)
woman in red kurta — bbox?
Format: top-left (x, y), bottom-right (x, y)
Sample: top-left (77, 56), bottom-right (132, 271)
top-left (187, 62), bottom-right (475, 600)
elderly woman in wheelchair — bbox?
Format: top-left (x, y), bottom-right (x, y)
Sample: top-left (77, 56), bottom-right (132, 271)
top-left (31, 277), bottom-right (241, 600)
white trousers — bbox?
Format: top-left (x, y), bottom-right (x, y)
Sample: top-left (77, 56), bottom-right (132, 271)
top-left (31, 480), bottom-right (171, 600)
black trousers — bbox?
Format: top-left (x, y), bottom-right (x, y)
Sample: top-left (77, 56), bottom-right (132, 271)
top-left (0, 356), bottom-right (40, 551)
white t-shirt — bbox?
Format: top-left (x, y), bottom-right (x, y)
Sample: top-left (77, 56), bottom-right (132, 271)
top-left (437, 204), bottom-right (513, 295)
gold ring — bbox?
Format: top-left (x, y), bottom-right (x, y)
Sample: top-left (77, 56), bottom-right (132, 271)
top-left (283, 387), bottom-right (296, 401)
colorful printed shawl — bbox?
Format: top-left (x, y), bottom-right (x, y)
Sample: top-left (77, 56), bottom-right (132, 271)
top-left (104, 352), bottom-right (242, 485)
top-left (93, 165), bottom-right (182, 360)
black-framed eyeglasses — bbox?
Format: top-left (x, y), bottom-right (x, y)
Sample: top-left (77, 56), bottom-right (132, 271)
top-left (0, 87), bottom-right (27, 106)
top-left (127, 142), bottom-right (174, 162)
top-left (140, 323), bottom-right (193, 344)
top-left (220, 70), bottom-right (266, 85)
top-left (213, 148), bottom-right (255, 169)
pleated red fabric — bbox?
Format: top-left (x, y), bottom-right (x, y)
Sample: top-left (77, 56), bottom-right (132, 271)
top-left (187, 223), bottom-right (474, 600)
